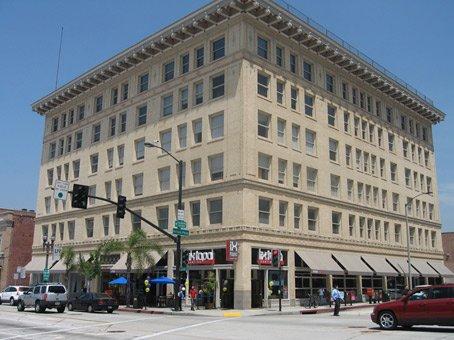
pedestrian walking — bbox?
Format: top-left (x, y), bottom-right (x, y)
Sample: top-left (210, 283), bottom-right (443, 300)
top-left (318, 288), bottom-right (325, 305)
top-left (331, 286), bottom-right (341, 316)
top-left (177, 286), bottom-right (184, 311)
top-left (366, 287), bottom-right (374, 304)
top-left (190, 286), bottom-right (198, 311)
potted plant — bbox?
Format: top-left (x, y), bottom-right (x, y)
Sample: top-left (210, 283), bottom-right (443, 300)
top-left (203, 271), bottom-right (216, 309)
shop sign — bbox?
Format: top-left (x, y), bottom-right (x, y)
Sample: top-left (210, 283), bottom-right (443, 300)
top-left (257, 249), bottom-right (284, 266)
top-left (226, 240), bottom-right (239, 262)
top-left (188, 250), bottom-right (215, 265)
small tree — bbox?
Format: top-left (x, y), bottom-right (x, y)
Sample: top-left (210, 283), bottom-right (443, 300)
top-left (60, 246), bottom-right (76, 291)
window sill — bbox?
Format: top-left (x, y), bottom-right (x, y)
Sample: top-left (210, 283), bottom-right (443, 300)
top-left (115, 165), bottom-right (124, 170)
top-left (292, 148), bottom-right (302, 153)
top-left (306, 153), bottom-right (318, 159)
top-left (304, 114), bottom-right (317, 122)
top-left (207, 137), bottom-right (224, 144)
top-left (190, 143), bottom-right (202, 150)
top-left (290, 108), bottom-right (300, 115)
top-left (277, 103), bottom-right (286, 109)
top-left (257, 94), bottom-right (272, 103)
top-left (329, 160), bottom-right (340, 166)
top-left (88, 173), bottom-right (97, 178)
top-left (105, 168), bottom-right (113, 173)
top-left (257, 136), bottom-right (272, 144)
top-left (175, 147), bottom-right (188, 153)
top-left (277, 143), bottom-right (287, 148)
top-left (132, 159), bottom-right (145, 165)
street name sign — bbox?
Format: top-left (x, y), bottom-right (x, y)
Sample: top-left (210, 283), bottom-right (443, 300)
top-left (174, 220), bottom-right (187, 229)
top-left (173, 228), bottom-right (189, 236)
top-left (43, 268), bottom-right (50, 282)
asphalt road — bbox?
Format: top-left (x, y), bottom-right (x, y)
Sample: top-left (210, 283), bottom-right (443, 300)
top-left (0, 305), bottom-right (452, 339)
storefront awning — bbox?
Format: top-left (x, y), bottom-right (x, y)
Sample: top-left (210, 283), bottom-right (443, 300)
top-left (24, 256), bottom-right (64, 273)
top-left (411, 259), bottom-right (439, 277)
top-left (110, 251), bottom-right (163, 272)
top-left (386, 257), bottom-right (418, 277)
top-left (332, 252), bottom-right (373, 276)
top-left (427, 260), bottom-right (454, 277)
top-left (361, 254), bottom-right (399, 276)
top-left (296, 249), bottom-right (344, 275)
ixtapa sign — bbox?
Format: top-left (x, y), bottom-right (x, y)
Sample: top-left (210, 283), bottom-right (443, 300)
top-left (257, 249), bottom-right (284, 266)
top-left (187, 250), bottom-right (215, 265)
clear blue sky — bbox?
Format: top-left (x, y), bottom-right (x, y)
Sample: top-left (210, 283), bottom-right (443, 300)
top-left (0, 0), bottom-right (453, 231)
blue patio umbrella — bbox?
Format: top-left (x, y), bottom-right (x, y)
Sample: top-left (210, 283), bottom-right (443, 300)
top-left (108, 276), bottom-right (128, 285)
top-left (150, 277), bottom-right (175, 284)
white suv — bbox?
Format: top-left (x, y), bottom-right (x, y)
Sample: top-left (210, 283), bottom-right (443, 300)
top-left (17, 283), bottom-right (67, 313)
top-left (0, 286), bottom-right (29, 306)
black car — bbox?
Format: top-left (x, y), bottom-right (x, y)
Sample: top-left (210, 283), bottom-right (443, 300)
top-left (67, 293), bottom-right (118, 313)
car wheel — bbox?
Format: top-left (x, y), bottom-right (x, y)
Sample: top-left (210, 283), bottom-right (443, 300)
top-left (35, 301), bottom-right (45, 313)
top-left (57, 306), bottom-right (65, 313)
top-left (379, 311), bottom-right (397, 330)
top-left (87, 304), bottom-right (94, 313)
top-left (17, 301), bottom-right (25, 312)
top-left (67, 303), bottom-right (73, 311)
top-left (0, 298), bottom-right (3, 305)
top-left (9, 298), bottom-right (15, 306)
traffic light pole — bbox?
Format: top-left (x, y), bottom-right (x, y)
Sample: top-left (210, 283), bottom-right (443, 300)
top-left (279, 252), bottom-right (282, 312)
top-left (174, 160), bottom-right (183, 311)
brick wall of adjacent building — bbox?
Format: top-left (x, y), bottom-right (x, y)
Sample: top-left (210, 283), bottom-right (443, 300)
top-left (442, 232), bottom-right (454, 273)
top-left (0, 210), bottom-right (35, 289)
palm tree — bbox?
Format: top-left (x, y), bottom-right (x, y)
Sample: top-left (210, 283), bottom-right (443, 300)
top-left (60, 246), bottom-right (76, 291)
top-left (77, 240), bottom-right (122, 292)
top-left (109, 228), bottom-right (161, 307)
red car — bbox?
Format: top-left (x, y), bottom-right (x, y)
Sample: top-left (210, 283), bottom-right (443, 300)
top-left (371, 284), bottom-right (454, 329)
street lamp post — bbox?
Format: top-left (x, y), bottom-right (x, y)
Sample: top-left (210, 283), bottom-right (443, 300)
top-left (145, 142), bottom-right (183, 311)
top-left (43, 235), bottom-right (55, 283)
top-left (405, 191), bottom-right (432, 290)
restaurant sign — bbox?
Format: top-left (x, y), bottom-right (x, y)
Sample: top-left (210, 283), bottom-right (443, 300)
top-left (257, 249), bottom-right (284, 266)
top-left (226, 240), bottom-right (239, 262)
top-left (188, 250), bottom-right (215, 265)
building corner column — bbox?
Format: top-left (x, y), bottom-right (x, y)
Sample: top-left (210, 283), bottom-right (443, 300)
top-left (234, 242), bottom-right (251, 309)
top-left (166, 249), bottom-right (174, 295)
top-left (287, 249), bottom-right (296, 306)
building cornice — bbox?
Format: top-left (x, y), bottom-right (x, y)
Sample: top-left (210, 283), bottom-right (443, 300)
top-left (31, 0), bottom-right (444, 124)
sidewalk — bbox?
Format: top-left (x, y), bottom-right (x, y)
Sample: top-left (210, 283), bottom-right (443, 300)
top-left (118, 302), bottom-right (373, 317)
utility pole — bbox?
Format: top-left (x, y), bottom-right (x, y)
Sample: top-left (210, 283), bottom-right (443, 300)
top-left (174, 160), bottom-right (183, 310)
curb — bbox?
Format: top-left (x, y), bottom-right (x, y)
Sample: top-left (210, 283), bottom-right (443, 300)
top-left (117, 303), bottom-right (372, 317)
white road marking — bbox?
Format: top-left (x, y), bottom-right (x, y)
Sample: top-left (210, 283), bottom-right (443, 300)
top-left (2, 316), bottom-right (164, 339)
top-left (133, 318), bottom-right (232, 339)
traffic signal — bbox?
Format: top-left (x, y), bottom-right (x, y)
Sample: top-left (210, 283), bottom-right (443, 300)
top-left (71, 184), bottom-right (89, 209)
top-left (182, 250), bottom-right (189, 266)
top-left (116, 195), bottom-right (127, 219)
top-left (272, 249), bottom-right (280, 267)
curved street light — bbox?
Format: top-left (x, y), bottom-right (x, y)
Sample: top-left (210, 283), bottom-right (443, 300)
top-left (405, 191), bottom-right (432, 290)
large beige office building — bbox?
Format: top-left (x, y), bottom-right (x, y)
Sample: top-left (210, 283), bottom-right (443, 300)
top-left (29, 0), bottom-right (452, 309)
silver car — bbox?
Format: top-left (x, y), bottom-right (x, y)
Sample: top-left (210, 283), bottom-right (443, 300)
top-left (0, 286), bottom-right (29, 306)
top-left (17, 283), bottom-right (67, 313)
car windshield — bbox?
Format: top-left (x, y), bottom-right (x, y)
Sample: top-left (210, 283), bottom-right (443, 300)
top-left (93, 293), bottom-right (111, 299)
top-left (48, 286), bottom-right (66, 294)
top-left (19, 287), bottom-right (29, 292)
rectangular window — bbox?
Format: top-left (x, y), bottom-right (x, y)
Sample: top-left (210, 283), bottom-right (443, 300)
top-left (290, 87), bottom-right (298, 110)
top-left (390, 162), bottom-right (398, 182)
top-left (345, 145), bottom-right (352, 167)
top-left (195, 46), bottom-right (204, 68)
top-left (78, 105), bottom-right (85, 121)
top-left (305, 129), bottom-right (316, 156)
top-left (132, 210), bottom-right (142, 230)
top-left (359, 217), bottom-right (365, 238)
top-left (277, 118), bottom-right (286, 144)
top-left (47, 169), bottom-right (54, 186)
top-left (405, 168), bottom-right (411, 187)
top-left (210, 113), bottom-right (224, 139)
top-left (380, 158), bottom-right (385, 178)
top-left (121, 82), bottom-right (129, 101)
top-left (191, 201), bottom-right (200, 227)
top-left (120, 112), bottom-right (127, 133)
top-left (72, 160), bottom-right (80, 179)
top-left (137, 105), bottom-right (147, 126)
top-left (401, 115), bottom-right (407, 130)
top-left (326, 73), bottom-right (335, 93)
top-left (278, 159), bottom-right (287, 184)
top-left (330, 174), bottom-right (340, 198)
top-left (208, 198), bottom-right (223, 224)
top-left (291, 124), bottom-right (300, 150)
top-left (303, 61), bottom-right (313, 81)
top-left (211, 73), bottom-right (225, 98)
top-left (107, 148), bottom-right (114, 169)
top-left (357, 183), bottom-right (364, 203)
top-left (367, 95), bottom-right (372, 113)
top-left (294, 204), bottom-right (302, 229)
top-left (289, 53), bottom-right (296, 73)
top-left (386, 107), bottom-right (393, 124)
top-left (67, 221), bottom-right (75, 240)
top-left (348, 215), bottom-right (355, 237)
top-left (191, 159), bottom-right (201, 184)
top-left (306, 167), bottom-right (317, 192)
top-left (212, 37), bottom-right (225, 60)
top-left (135, 138), bottom-right (145, 160)
top-left (392, 193), bottom-right (400, 212)
top-left (257, 36), bottom-right (268, 59)
top-left (61, 113), bottom-right (67, 128)
top-left (292, 163), bottom-right (301, 188)
top-left (343, 111), bottom-right (350, 133)
top-left (133, 173), bottom-right (143, 196)
top-left (85, 218), bottom-right (94, 238)
top-left (257, 111), bottom-right (270, 138)
top-left (158, 167), bottom-right (171, 191)
top-left (160, 130), bottom-right (172, 153)
top-left (276, 81), bottom-right (285, 104)
top-left (102, 215), bottom-right (109, 237)
top-left (307, 207), bottom-right (318, 231)
top-left (117, 145), bottom-right (124, 166)
top-left (92, 124), bottom-right (101, 143)
top-left (181, 53), bottom-right (189, 74)
top-left (163, 61), bottom-right (175, 82)
top-left (111, 88), bottom-right (118, 106)
top-left (58, 138), bottom-right (64, 156)
top-left (258, 197), bottom-right (271, 224)
top-left (179, 86), bottom-right (188, 110)
top-left (395, 224), bottom-right (401, 243)
top-left (115, 178), bottom-right (123, 196)
top-left (95, 95), bottom-right (103, 113)
top-left (361, 120), bottom-right (367, 140)
top-left (258, 153), bottom-right (271, 180)
top-left (105, 181), bottom-right (112, 200)
top-left (352, 88), bottom-right (358, 105)
top-left (384, 222), bottom-right (389, 241)
top-left (157, 207), bottom-right (169, 229)
top-left (90, 153), bottom-right (98, 173)
top-left (193, 119), bottom-right (202, 144)
top-left (178, 124), bottom-right (187, 149)
top-left (332, 212), bottom-right (341, 234)
top-left (347, 179), bottom-right (354, 201)
top-left (75, 131), bottom-right (83, 150)
top-left (360, 92), bottom-right (365, 109)
top-left (109, 116), bottom-right (116, 137)
top-left (388, 133), bottom-right (394, 151)
top-left (276, 46), bottom-right (283, 67)
top-left (209, 154), bottom-right (224, 181)
top-left (257, 73), bottom-right (269, 97)
top-left (327, 105), bottom-right (336, 127)
top-left (279, 201), bottom-right (288, 227)
top-left (162, 94), bottom-right (173, 116)
top-left (342, 82), bottom-right (348, 100)
top-left (138, 73), bottom-right (149, 93)
top-left (329, 138), bottom-right (338, 162)
top-left (88, 185), bottom-right (96, 205)
top-left (375, 101), bottom-right (381, 116)
top-left (194, 81), bottom-right (204, 105)
top-left (304, 94), bottom-right (314, 117)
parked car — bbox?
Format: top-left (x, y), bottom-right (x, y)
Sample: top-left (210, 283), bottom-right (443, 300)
top-left (0, 286), bottom-right (29, 306)
top-left (17, 283), bottom-right (67, 313)
top-left (371, 284), bottom-right (454, 329)
top-left (67, 292), bottom-right (118, 313)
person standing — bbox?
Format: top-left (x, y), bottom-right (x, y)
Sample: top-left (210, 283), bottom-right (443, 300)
top-left (189, 286), bottom-right (198, 311)
top-left (318, 288), bottom-right (325, 306)
top-left (177, 286), bottom-right (184, 311)
top-left (331, 286), bottom-right (341, 316)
